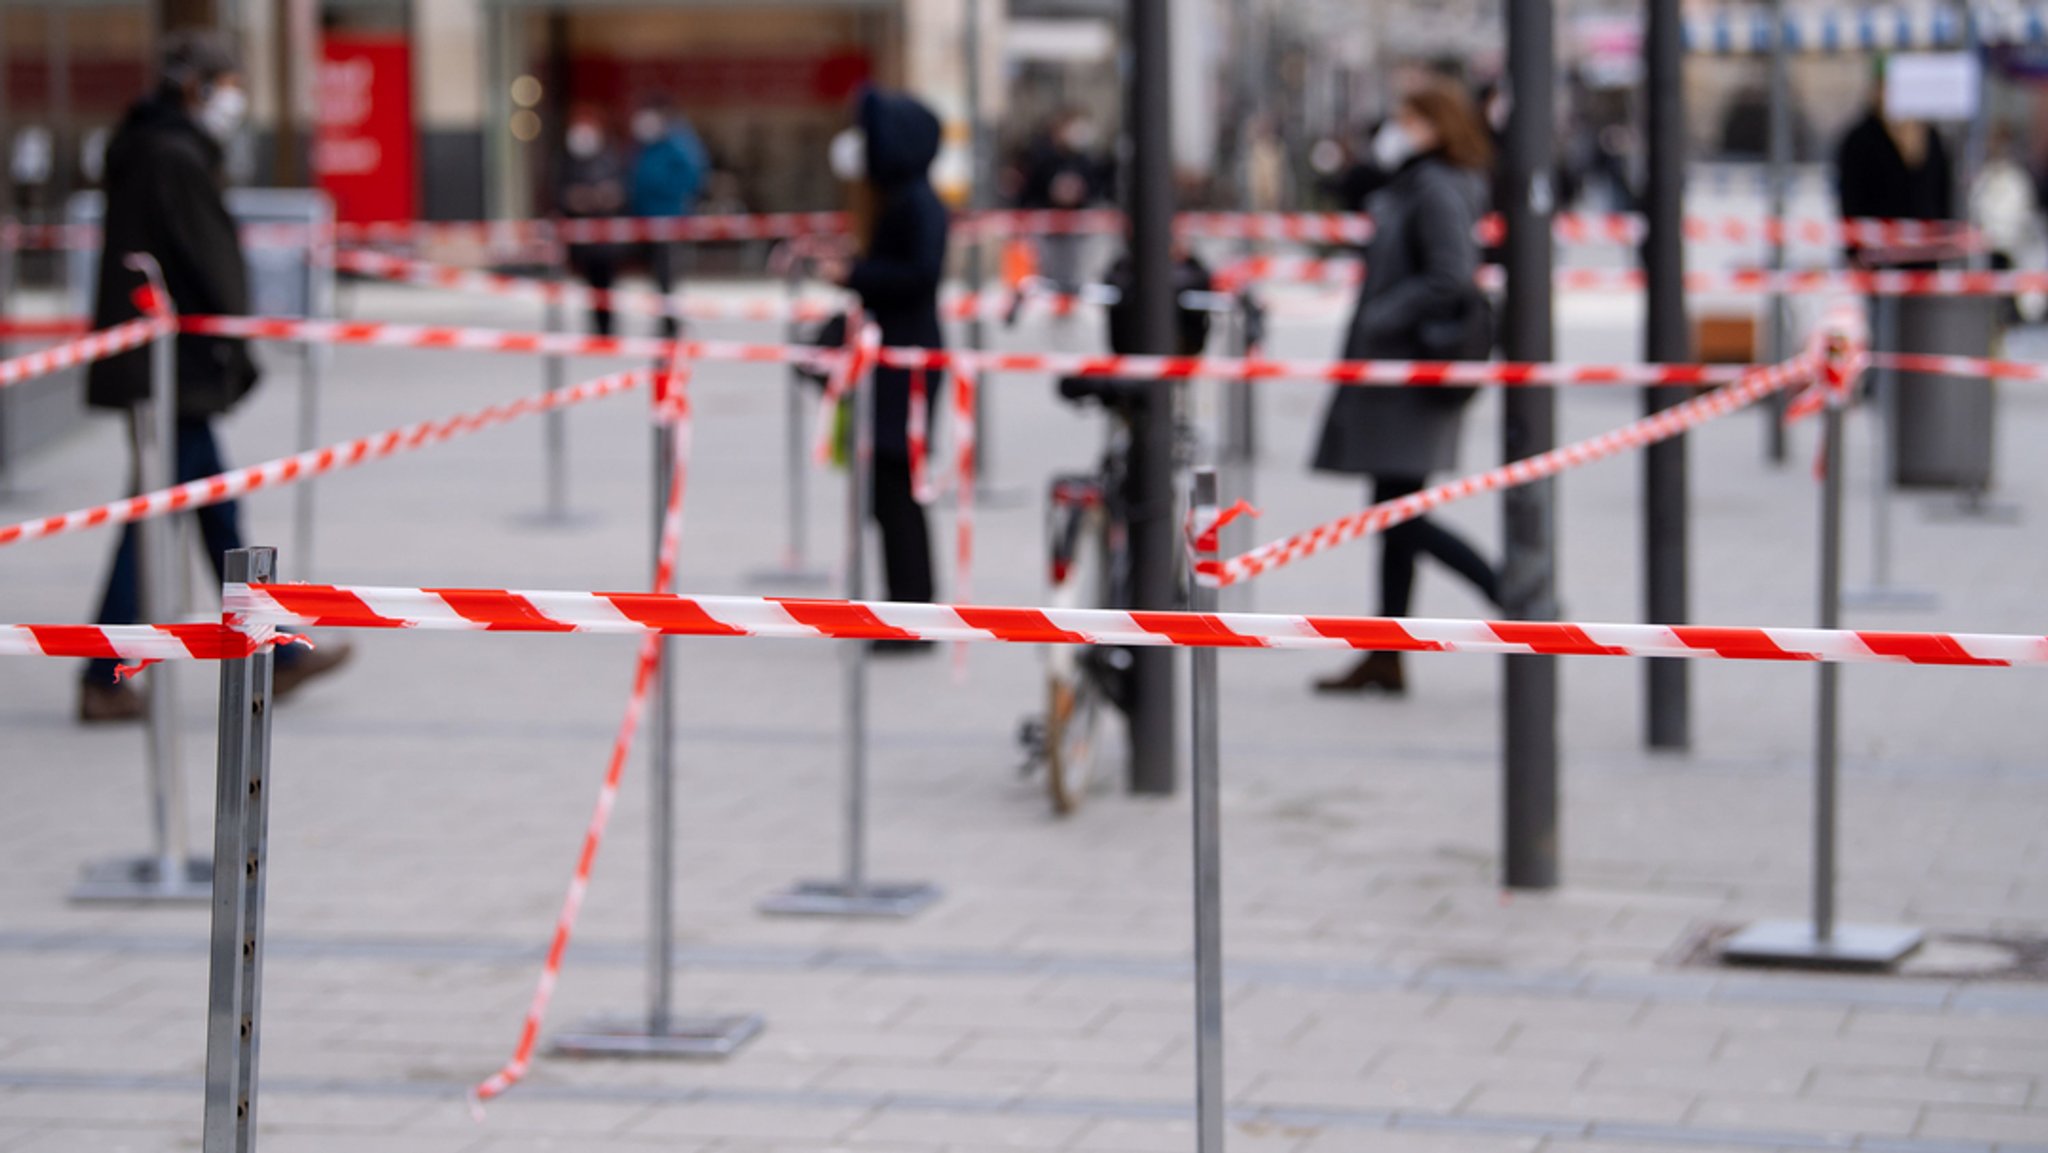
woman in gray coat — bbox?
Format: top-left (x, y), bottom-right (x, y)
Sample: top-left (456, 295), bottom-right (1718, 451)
top-left (1311, 81), bottom-right (1502, 695)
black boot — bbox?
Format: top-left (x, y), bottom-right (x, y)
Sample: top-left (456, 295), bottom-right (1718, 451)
top-left (1313, 651), bottom-right (1406, 696)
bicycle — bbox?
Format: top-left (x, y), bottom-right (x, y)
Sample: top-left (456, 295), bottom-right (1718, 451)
top-left (1017, 274), bottom-right (1252, 815)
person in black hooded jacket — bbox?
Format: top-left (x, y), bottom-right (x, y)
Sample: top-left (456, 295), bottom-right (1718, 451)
top-left (76, 30), bottom-right (348, 722)
top-left (818, 89), bottom-right (948, 633)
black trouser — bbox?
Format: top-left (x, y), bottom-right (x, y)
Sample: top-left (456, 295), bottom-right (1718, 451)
top-left (643, 241), bottom-right (682, 338)
top-left (1371, 475), bottom-right (1499, 617)
top-left (570, 244), bottom-right (619, 336)
top-left (871, 452), bottom-right (934, 603)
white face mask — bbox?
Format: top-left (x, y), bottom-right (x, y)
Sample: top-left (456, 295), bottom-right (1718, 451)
top-left (1062, 122), bottom-right (1100, 152)
top-left (829, 128), bottom-right (866, 182)
top-left (632, 112), bottom-right (663, 144)
top-left (1371, 119), bottom-right (1417, 172)
top-left (566, 125), bottom-right (603, 159)
top-left (197, 84), bottom-right (247, 142)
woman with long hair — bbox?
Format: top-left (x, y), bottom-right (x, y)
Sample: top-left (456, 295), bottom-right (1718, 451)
top-left (1311, 80), bottom-right (1503, 696)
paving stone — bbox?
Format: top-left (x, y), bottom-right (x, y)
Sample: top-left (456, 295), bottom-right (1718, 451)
top-left (1688, 1095), bottom-right (1924, 1138)
top-left (1463, 1088), bottom-right (1696, 1127)
top-left (1914, 1107), bottom-right (2048, 1145)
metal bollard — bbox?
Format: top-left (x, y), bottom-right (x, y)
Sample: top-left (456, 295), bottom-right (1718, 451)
top-left (524, 224), bottom-right (577, 527)
top-left (1843, 293), bottom-right (1937, 611)
top-left (760, 330), bottom-right (939, 918)
top-left (747, 253), bottom-right (827, 587)
top-left (75, 263), bottom-right (209, 904)
top-left (202, 546), bottom-right (277, 1153)
top-left (1721, 366), bottom-right (1924, 969)
top-left (1188, 469), bottom-right (1227, 1153)
top-left (553, 415), bottom-right (763, 1058)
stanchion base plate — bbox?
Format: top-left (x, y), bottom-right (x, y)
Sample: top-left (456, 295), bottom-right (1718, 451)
top-left (70, 856), bottom-right (212, 904)
top-left (757, 879), bottom-right (941, 919)
top-left (550, 1012), bottom-right (764, 1059)
top-left (1842, 586), bottom-right (1941, 612)
top-left (512, 510), bottom-right (602, 532)
top-left (1923, 496), bottom-right (2023, 525)
top-left (1720, 920), bottom-right (1924, 970)
top-left (744, 567), bottom-right (835, 591)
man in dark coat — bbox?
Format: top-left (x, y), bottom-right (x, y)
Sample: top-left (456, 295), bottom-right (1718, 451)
top-left (1834, 72), bottom-right (1953, 269)
top-left (79, 30), bottom-right (347, 721)
top-left (820, 88), bottom-right (948, 637)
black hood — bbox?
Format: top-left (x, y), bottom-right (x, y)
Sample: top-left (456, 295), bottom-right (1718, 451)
top-left (105, 88), bottom-right (221, 184)
top-left (858, 88), bottom-right (941, 187)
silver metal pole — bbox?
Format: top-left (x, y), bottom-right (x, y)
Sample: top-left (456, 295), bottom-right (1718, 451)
top-left (1764, 0), bottom-right (1792, 465)
top-left (1845, 294), bottom-right (1937, 610)
top-left (203, 546), bottom-right (277, 1153)
top-left (544, 269), bottom-right (569, 522)
top-left (1188, 469), bottom-right (1226, 1153)
top-left (0, 214), bottom-right (15, 502)
top-left (650, 419), bottom-right (675, 1033)
top-left (843, 359), bottom-right (872, 898)
top-left (142, 317), bottom-right (188, 888)
top-left (1814, 404), bottom-right (1842, 943)
top-left (757, 335), bottom-right (937, 918)
top-left (292, 344), bottom-right (321, 576)
top-left (784, 261), bottom-right (810, 571)
top-left (964, 0), bottom-right (995, 494)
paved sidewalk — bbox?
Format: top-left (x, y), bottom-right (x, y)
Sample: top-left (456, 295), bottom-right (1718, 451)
top-left (0, 274), bottom-right (2042, 1153)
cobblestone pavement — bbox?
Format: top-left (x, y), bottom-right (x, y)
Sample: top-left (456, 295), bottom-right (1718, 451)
top-left (0, 269), bottom-right (2043, 1153)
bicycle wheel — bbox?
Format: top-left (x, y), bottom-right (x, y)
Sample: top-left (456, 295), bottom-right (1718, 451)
top-left (1044, 662), bottom-right (1107, 816)
top-left (1043, 487), bottom-right (1109, 816)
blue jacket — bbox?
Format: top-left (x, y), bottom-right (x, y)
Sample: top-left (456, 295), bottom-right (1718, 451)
top-left (629, 126), bottom-right (709, 218)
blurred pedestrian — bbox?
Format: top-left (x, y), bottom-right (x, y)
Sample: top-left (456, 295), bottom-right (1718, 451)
top-left (1834, 60), bottom-right (1953, 270)
top-left (1310, 80), bottom-right (1502, 697)
top-left (814, 89), bottom-right (948, 646)
top-left (1972, 125), bottom-right (2046, 325)
top-left (1018, 110), bottom-right (1109, 294)
top-left (628, 101), bottom-right (709, 337)
top-left (80, 29), bottom-right (349, 723)
top-left (558, 109), bottom-right (627, 335)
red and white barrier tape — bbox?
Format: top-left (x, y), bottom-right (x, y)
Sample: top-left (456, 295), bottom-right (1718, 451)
top-left (3, 210), bottom-right (1982, 253)
top-left (473, 352), bottom-right (695, 1108)
top-left (1203, 352), bottom-right (1826, 588)
top-left (0, 316), bottom-right (169, 389)
top-left (1870, 352), bottom-right (2048, 384)
top-left (181, 315), bottom-right (816, 368)
top-left (0, 622), bottom-right (278, 661)
top-left (189, 583), bottom-right (2046, 667)
top-left (0, 367), bottom-right (651, 548)
top-left (1221, 256), bottom-right (2048, 298)
top-left (878, 345), bottom-right (1751, 388)
top-left (0, 317), bottom-right (90, 340)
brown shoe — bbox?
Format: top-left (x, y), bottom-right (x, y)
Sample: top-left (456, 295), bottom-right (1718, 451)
top-left (1313, 652), bottom-right (1406, 696)
top-left (79, 680), bottom-right (146, 724)
top-left (272, 640), bottom-right (354, 700)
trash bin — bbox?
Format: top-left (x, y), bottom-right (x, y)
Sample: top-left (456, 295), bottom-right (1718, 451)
top-left (1879, 293), bottom-right (1999, 491)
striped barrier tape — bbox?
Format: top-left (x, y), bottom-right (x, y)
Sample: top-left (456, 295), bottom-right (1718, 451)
top-left (181, 313), bottom-right (1764, 389)
top-left (1220, 257), bottom-right (2048, 298)
top-left (1870, 352), bottom-right (2048, 384)
top-left (473, 350), bottom-right (696, 1108)
top-left (13, 601), bottom-right (2044, 669)
top-left (96, 583), bottom-right (2016, 667)
top-left (6, 210), bottom-right (1983, 255)
top-left (1203, 351), bottom-right (1828, 588)
top-left (0, 316), bottom-right (171, 389)
top-left (0, 317), bottom-right (90, 340)
top-left (0, 366), bottom-right (653, 548)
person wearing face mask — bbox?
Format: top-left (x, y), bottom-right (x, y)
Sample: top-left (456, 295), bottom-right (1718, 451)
top-left (1309, 79), bottom-right (1503, 698)
top-left (78, 29), bottom-right (350, 722)
top-left (627, 102), bottom-right (709, 338)
top-left (558, 110), bottom-right (627, 335)
top-left (813, 89), bottom-right (948, 647)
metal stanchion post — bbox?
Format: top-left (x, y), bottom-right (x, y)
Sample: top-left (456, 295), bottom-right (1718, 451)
top-left (291, 225), bottom-right (335, 578)
top-left (1723, 394), bottom-right (1923, 969)
top-left (1220, 295), bottom-right (1256, 612)
top-left (747, 253), bottom-right (828, 587)
top-left (75, 266), bottom-right (208, 904)
top-left (524, 223), bottom-right (581, 527)
top-left (554, 417), bottom-right (763, 1057)
top-left (760, 335), bottom-right (939, 918)
top-left (1188, 469), bottom-right (1226, 1153)
top-left (0, 218), bottom-right (16, 504)
top-left (1762, 0), bottom-right (1792, 466)
top-left (1844, 293), bottom-right (1938, 611)
top-left (203, 547), bottom-right (277, 1153)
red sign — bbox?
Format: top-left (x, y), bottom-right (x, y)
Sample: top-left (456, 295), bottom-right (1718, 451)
top-left (315, 36), bottom-right (417, 224)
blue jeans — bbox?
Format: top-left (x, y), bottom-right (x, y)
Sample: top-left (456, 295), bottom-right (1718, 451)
top-left (85, 416), bottom-right (248, 686)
